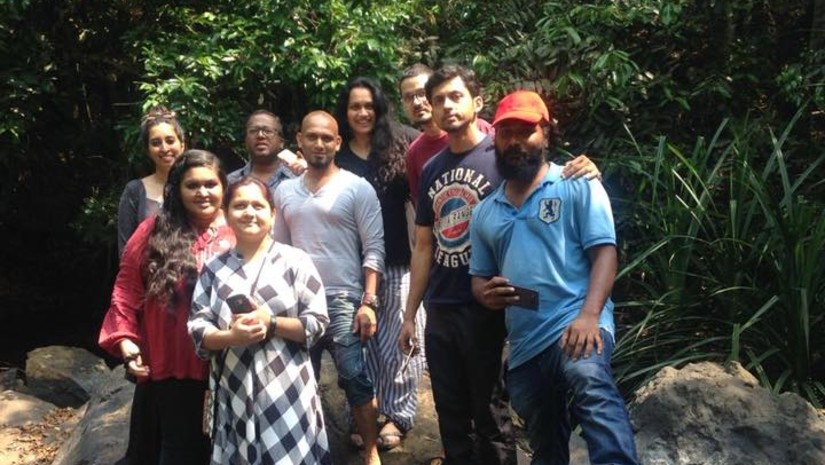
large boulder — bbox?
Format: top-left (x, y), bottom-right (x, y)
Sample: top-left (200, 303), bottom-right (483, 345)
top-left (630, 361), bottom-right (825, 465)
top-left (17, 345), bottom-right (132, 465)
top-left (50, 364), bottom-right (132, 465)
top-left (25, 346), bottom-right (112, 407)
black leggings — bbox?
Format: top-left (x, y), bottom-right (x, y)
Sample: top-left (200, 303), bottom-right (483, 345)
top-left (126, 378), bottom-right (210, 465)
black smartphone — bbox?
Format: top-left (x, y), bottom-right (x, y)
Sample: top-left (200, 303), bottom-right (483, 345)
top-left (226, 294), bottom-right (255, 314)
top-left (510, 285), bottom-right (539, 310)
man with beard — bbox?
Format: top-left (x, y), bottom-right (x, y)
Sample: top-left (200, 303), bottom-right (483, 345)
top-left (469, 91), bottom-right (640, 465)
top-left (272, 111), bottom-right (385, 465)
top-left (228, 110), bottom-right (305, 189)
top-left (398, 64), bottom-right (597, 204)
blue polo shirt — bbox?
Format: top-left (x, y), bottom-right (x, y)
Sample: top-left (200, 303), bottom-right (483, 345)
top-left (469, 163), bottom-right (616, 369)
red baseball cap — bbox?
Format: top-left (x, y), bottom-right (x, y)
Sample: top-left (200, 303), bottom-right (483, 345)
top-left (492, 90), bottom-right (551, 126)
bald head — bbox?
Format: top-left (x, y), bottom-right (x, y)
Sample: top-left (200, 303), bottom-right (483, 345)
top-left (301, 111), bottom-right (339, 134)
top-left (297, 110), bottom-right (342, 171)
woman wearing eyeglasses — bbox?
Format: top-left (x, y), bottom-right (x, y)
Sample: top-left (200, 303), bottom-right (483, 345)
top-left (117, 106), bottom-right (186, 256)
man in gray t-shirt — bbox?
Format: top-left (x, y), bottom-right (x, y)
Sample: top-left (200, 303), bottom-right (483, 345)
top-left (272, 111), bottom-right (385, 465)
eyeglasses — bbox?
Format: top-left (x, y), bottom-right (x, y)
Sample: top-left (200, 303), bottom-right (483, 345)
top-left (246, 126), bottom-right (281, 137)
top-left (402, 90), bottom-right (427, 104)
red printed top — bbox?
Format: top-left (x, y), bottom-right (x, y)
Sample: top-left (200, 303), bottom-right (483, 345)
top-left (99, 216), bottom-right (234, 382)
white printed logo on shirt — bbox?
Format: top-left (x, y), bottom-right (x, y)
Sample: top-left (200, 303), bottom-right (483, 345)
top-left (539, 198), bottom-right (561, 224)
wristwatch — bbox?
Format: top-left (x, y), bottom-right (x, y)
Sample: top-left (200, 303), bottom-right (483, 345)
top-left (360, 292), bottom-right (379, 310)
top-left (267, 315), bottom-right (278, 339)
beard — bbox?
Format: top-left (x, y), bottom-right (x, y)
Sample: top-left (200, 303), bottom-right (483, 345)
top-left (307, 154), bottom-right (333, 170)
top-left (413, 114), bottom-right (432, 126)
top-left (495, 145), bottom-right (545, 182)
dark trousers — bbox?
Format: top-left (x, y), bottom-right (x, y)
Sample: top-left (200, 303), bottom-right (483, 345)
top-left (425, 302), bottom-right (516, 465)
top-left (125, 378), bottom-right (210, 465)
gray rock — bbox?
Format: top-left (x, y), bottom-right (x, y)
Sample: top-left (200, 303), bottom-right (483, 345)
top-left (0, 368), bottom-right (23, 392)
top-left (50, 364), bottom-right (132, 465)
top-left (630, 361), bottom-right (825, 465)
top-left (25, 346), bottom-right (111, 408)
top-left (0, 390), bottom-right (57, 427)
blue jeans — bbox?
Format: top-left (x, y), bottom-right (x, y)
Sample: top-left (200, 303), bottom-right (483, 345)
top-left (507, 329), bottom-right (639, 465)
top-left (310, 294), bottom-right (375, 407)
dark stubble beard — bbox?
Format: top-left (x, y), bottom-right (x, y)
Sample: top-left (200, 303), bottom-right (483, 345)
top-left (307, 155), bottom-right (333, 170)
top-left (495, 145), bottom-right (545, 182)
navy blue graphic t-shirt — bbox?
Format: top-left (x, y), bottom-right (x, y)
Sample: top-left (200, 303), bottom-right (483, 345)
top-left (415, 136), bottom-right (502, 305)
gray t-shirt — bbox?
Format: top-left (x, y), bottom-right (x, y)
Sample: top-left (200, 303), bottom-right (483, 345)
top-left (272, 169), bottom-right (385, 299)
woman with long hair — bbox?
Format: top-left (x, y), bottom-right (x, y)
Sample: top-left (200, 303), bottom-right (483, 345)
top-left (189, 177), bottom-right (331, 464)
top-left (117, 106), bottom-right (186, 256)
top-left (334, 76), bottom-right (426, 451)
top-left (100, 150), bottom-right (234, 465)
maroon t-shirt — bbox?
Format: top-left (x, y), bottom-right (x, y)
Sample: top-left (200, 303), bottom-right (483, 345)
top-left (406, 119), bottom-right (494, 202)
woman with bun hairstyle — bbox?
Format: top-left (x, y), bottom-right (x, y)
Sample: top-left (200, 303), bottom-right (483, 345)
top-left (117, 106), bottom-right (186, 256)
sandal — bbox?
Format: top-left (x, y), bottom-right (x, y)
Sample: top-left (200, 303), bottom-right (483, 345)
top-left (424, 456), bottom-right (446, 465)
top-left (377, 421), bottom-right (405, 451)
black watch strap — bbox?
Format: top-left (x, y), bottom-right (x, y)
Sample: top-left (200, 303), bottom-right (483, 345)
top-left (267, 315), bottom-right (278, 339)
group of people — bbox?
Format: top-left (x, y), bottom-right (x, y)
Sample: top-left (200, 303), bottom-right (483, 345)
top-left (98, 62), bottom-right (640, 465)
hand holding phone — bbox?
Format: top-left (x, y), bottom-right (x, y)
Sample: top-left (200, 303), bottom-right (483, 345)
top-left (510, 285), bottom-right (539, 310)
top-left (227, 294), bottom-right (255, 314)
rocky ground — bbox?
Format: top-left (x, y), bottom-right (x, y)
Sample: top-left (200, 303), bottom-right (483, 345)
top-left (2, 347), bottom-right (825, 465)
top-left (0, 349), bottom-right (578, 465)
top-left (0, 389), bottom-right (81, 465)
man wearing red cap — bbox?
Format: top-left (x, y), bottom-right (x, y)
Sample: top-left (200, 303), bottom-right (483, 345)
top-left (470, 90), bottom-right (639, 465)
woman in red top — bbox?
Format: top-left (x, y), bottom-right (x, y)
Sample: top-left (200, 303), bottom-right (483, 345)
top-left (100, 149), bottom-right (235, 465)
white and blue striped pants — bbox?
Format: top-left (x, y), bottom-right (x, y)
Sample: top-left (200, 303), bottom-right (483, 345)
top-left (365, 264), bottom-right (427, 432)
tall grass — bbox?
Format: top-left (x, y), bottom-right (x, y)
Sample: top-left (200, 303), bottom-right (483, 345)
top-left (609, 114), bottom-right (825, 406)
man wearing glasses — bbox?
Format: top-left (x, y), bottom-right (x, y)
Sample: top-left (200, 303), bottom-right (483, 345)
top-left (228, 110), bottom-right (305, 189)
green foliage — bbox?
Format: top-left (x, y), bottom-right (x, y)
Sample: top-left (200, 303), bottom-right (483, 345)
top-left (611, 115), bottom-right (825, 406)
top-left (122, 0), bottom-right (424, 163)
top-left (433, 0), bottom-right (822, 156)
top-left (70, 186), bottom-right (119, 249)
top-left (2, 0), bottom-right (823, 408)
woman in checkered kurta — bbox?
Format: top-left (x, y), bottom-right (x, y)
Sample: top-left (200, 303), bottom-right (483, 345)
top-left (189, 177), bottom-right (332, 465)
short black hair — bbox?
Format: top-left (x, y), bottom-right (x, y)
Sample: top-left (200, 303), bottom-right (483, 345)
top-left (398, 63), bottom-right (433, 91)
top-left (245, 110), bottom-right (282, 129)
top-left (424, 65), bottom-right (481, 102)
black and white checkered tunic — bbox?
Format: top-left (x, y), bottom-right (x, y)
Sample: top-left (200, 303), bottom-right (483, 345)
top-left (190, 243), bottom-right (332, 465)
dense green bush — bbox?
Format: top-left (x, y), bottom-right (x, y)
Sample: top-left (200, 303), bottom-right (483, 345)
top-left (1, 0), bottom-right (822, 405)
top-left (610, 116), bottom-right (824, 406)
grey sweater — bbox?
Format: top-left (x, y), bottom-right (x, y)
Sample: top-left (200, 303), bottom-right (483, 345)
top-left (272, 169), bottom-right (385, 299)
